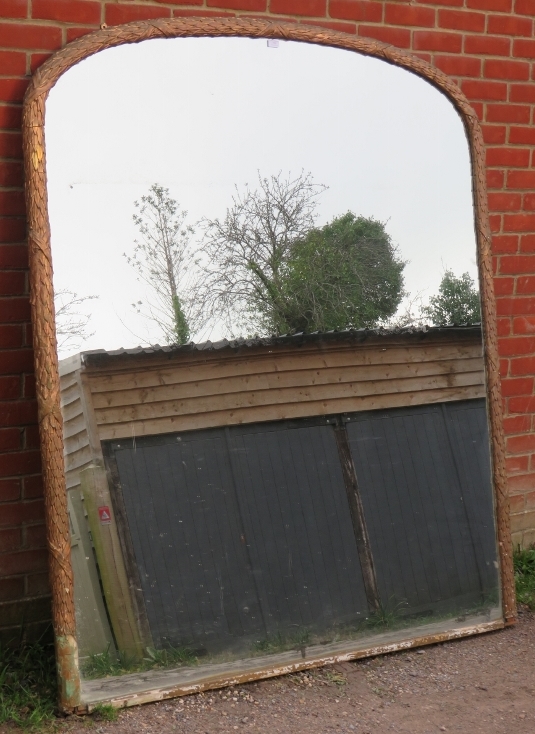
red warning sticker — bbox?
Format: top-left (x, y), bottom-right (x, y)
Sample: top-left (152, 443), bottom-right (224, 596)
top-left (98, 506), bottom-right (112, 524)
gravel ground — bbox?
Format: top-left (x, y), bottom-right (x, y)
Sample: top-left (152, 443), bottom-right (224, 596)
top-left (7, 611), bottom-right (535, 734)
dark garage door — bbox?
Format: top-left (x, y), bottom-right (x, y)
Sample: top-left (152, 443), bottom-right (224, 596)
top-left (346, 399), bottom-right (497, 615)
top-left (109, 420), bottom-right (369, 653)
top-left (105, 399), bottom-right (498, 655)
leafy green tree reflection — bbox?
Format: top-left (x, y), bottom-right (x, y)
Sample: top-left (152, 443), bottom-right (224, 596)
top-left (278, 212), bottom-right (406, 334)
top-left (201, 172), bottom-right (406, 336)
top-left (423, 270), bottom-right (481, 326)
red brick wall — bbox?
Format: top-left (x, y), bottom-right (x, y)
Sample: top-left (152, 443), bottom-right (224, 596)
top-left (1, 0), bottom-right (535, 641)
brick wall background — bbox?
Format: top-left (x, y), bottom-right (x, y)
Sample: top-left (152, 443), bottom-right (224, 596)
top-left (1, 0), bottom-right (535, 643)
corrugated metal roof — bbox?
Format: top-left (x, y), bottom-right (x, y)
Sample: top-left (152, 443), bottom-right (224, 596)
top-left (80, 324), bottom-right (482, 367)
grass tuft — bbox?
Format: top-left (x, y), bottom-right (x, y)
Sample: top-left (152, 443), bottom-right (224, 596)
top-left (323, 670), bottom-right (347, 686)
top-left (514, 545), bottom-right (535, 610)
top-left (82, 644), bottom-right (198, 679)
top-left (253, 627), bottom-right (311, 654)
top-left (82, 647), bottom-right (137, 679)
top-left (0, 640), bottom-right (57, 731)
top-left (91, 703), bottom-right (118, 722)
top-left (143, 644), bottom-right (197, 668)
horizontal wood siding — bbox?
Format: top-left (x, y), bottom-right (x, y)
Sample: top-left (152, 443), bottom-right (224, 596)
top-left (82, 337), bottom-right (485, 442)
top-left (59, 355), bottom-right (93, 491)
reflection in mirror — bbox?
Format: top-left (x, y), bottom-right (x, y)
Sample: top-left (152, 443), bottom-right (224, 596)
top-left (45, 37), bottom-right (501, 706)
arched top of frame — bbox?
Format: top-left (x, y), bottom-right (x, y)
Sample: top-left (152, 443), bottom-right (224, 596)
top-left (22, 18), bottom-right (491, 259)
top-left (24, 18), bottom-right (477, 124)
top-left (22, 17), bottom-right (494, 361)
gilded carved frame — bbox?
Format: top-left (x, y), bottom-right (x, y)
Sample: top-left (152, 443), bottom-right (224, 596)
top-left (21, 17), bottom-right (515, 712)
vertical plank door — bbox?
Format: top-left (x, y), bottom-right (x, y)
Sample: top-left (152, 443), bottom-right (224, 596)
top-left (346, 399), bottom-right (498, 617)
top-left (109, 431), bottom-right (265, 654)
top-left (228, 420), bottom-right (369, 637)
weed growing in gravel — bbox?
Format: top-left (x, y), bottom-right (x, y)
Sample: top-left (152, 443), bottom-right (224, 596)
top-left (91, 703), bottom-right (118, 721)
top-left (323, 671), bottom-right (346, 686)
top-left (514, 545), bottom-right (535, 610)
top-left (0, 639), bottom-right (57, 731)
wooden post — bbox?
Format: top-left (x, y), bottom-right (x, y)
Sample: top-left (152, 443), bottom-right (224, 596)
top-left (333, 422), bottom-right (381, 614)
top-left (80, 465), bottom-right (146, 658)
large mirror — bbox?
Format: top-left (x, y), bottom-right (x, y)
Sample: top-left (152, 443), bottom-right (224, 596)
top-left (25, 22), bottom-right (509, 711)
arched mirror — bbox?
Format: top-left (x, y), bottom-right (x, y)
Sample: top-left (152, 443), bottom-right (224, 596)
top-left (23, 20), bottom-right (512, 713)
